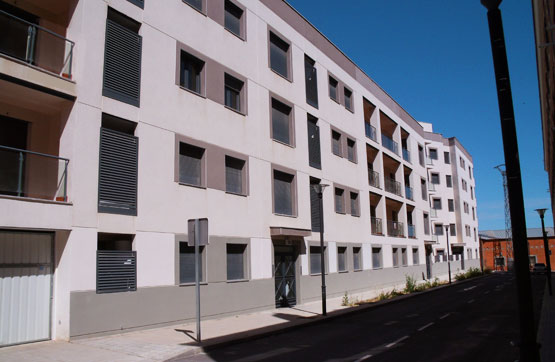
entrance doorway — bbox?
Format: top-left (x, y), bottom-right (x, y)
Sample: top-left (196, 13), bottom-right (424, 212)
top-left (425, 245), bottom-right (432, 279)
top-left (274, 245), bottom-right (296, 307)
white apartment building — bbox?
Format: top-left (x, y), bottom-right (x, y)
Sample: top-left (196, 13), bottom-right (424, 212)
top-left (0, 0), bottom-right (479, 345)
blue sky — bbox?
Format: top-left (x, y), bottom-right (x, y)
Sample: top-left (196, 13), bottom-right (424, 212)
top-left (287, 0), bottom-right (553, 231)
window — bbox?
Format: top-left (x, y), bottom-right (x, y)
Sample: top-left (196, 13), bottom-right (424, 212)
top-left (392, 248), bottom-right (399, 267)
top-left (273, 169), bottom-right (295, 216)
top-left (469, 167), bottom-right (472, 179)
top-left (434, 224), bottom-right (444, 236)
top-left (329, 76), bottom-right (338, 102)
top-left (462, 179), bottom-right (467, 191)
top-left (444, 151), bottom-right (450, 164)
top-left (471, 186), bottom-right (474, 200)
top-left (448, 199), bottom-right (454, 212)
top-left (183, 0), bottom-right (203, 12)
top-left (304, 55), bottom-right (318, 108)
top-left (463, 202), bottom-right (469, 214)
top-left (224, 0), bottom-right (244, 38)
top-left (344, 88), bottom-right (353, 111)
top-left (338, 247), bottom-right (347, 272)
top-left (179, 243), bottom-right (205, 284)
top-left (474, 228), bottom-right (477, 241)
top-left (401, 248), bottom-right (408, 266)
top-left (423, 213), bottom-right (430, 235)
top-left (465, 225), bottom-right (471, 237)
top-left (412, 248), bottom-right (419, 265)
top-left (446, 175), bottom-right (452, 188)
top-left (98, 114), bottom-right (138, 215)
top-left (179, 142), bottom-right (205, 187)
top-left (421, 178), bottom-right (427, 201)
top-left (227, 244), bottom-right (246, 280)
top-left (460, 157), bottom-right (465, 169)
top-left (418, 145), bottom-right (425, 166)
top-left (334, 187), bottom-right (345, 214)
top-left (310, 178), bottom-right (321, 232)
top-left (310, 246), bottom-right (325, 274)
top-left (224, 73), bottom-right (244, 112)
top-left (103, 9), bottom-right (142, 107)
top-left (353, 247), bottom-right (362, 271)
top-left (472, 207), bottom-right (475, 220)
top-left (431, 173), bottom-right (440, 185)
top-left (372, 247), bottom-right (382, 269)
top-left (332, 130), bottom-right (342, 156)
top-left (307, 116), bottom-right (321, 169)
top-left (429, 148), bottom-right (438, 160)
top-left (269, 31), bottom-right (290, 79)
top-left (97, 233), bottom-right (136, 293)
top-left (180, 51), bottom-right (204, 94)
top-left (347, 138), bottom-right (356, 163)
top-left (432, 198), bottom-right (441, 210)
top-left (350, 192), bottom-right (359, 217)
top-left (225, 156), bottom-right (245, 194)
top-left (450, 224), bottom-right (456, 236)
top-left (271, 98), bottom-right (293, 145)
top-left (127, 0), bottom-right (144, 8)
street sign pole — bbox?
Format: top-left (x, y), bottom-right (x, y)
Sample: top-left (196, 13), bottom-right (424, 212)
top-left (195, 218), bottom-right (201, 342)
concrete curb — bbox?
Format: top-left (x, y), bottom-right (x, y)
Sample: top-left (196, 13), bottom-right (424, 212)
top-left (166, 274), bottom-right (491, 360)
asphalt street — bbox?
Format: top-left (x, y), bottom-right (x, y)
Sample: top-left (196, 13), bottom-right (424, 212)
top-left (171, 273), bottom-right (546, 362)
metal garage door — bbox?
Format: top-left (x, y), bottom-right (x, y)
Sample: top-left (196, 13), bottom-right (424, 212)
top-left (0, 231), bottom-right (53, 346)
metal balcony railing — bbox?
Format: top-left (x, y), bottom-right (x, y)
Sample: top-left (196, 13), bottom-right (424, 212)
top-left (368, 169), bottom-right (380, 188)
top-left (430, 209), bottom-right (438, 218)
top-left (426, 156), bottom-right (435, 166)
top-left (371, 217), bottom-right (383, 235)
top-left (381, 134), bottom-right (398, 155)
top-left (402, 148), bottom-right (411, 163)
top-left (365, 123), bottom-right (377, 142)
top-left (428, 182), bottom-right (437, 192)
top-left (385, 177), bottom-right (402, 197)
top-left (431, 234), bottom-right (438, 243)
top-left (387, 220), bottom-right (405, 237)
top-left (0, 10), bottom-right (74, 79)
top-left (408, 224), bottom-right (416, 238)
top-left (405, 186), bottom-right (413, 201)
top-left (0, 145), bottom-right (69, 201)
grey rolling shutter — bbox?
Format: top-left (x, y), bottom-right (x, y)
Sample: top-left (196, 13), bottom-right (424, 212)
top-left (179, 143), bottom-right (203, 186)
top-left (226, 244), bottom-right (245, 280)
top-left (272, 100), bottom-right (290, 145)
top-left (307, 120), bottom-right (321, 169)
top-left (226, 157), bottom-right (244, 194)
top-left (96, 250), bottom-right (137, 293)
top-left (332, 132), bottom-right (341, 156)
top-left (127, 0), bottom-right (144, 8)
top-left (305, 56), bottom-right (318, 108)
top-left (274, 171), bottom-right (293, 215)
top-left (103, 18), bottom-right (142, 107)
top-left (310, 247), bottom-right (321, 274)
top-left (180, 244), bottom-right (202, 284)
top-left (338, 248), bottom-right (346, 271)
top-left (98, 128), bottom-right (138, 216)
top-left (310, 183), bottom-right (320, 232)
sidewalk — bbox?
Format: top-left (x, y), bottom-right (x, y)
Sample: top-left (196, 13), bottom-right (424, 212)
top-left (538, 280), bottom-right (555, 362)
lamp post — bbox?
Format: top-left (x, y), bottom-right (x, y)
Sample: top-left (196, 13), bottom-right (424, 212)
top-left (535, 208), bottom-right (552, 296)
top-left (481, 1), bottom-right (540, 360)
top-left (312, 183), bottom-right (329, 316)
top-left (445, 225), bottom-right (452, 284)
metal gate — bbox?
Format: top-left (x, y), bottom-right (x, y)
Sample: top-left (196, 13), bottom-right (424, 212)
top-left (0, 231), bottom-right (53, 346)
top-left (274, 246), bottom-right (296, 308)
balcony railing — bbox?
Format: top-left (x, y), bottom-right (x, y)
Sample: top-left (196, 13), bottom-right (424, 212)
top-left (426, 156), bottom-right (435, 166)
top-left (405, 186), bottom-right (413, 201)
top-left (408, 224), bottom-right (416, 238)
top-left (368, 169), bottom-right (380, 188)
top-left (430, 209), bottom-right (438, 218)
top-left (385, 177), bottom-right (402, 197)
top-left (0, 145), bottom-right (68, 201)
top-left (387, 220), bottom-right (405, 237)
top-left (381, 134), bottom-right (398, 155)
top-left (431, 234), bottom-right (439, 243)
top-left (0, 9), bottom-right (74, 79)
top-left (428, 182), bottom-right (437, 192)
top-left (371, 217), bottom-right (383, 235)
top-left (365, 123), bottom-right (377, 142)
top-left (402, 148), bottom-right (411, 163)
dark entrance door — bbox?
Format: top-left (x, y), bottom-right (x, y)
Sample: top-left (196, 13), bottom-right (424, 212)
top-left (425, 245), bottom-right (432, 279)
top-left (274, 246), bottom-right (296, 307)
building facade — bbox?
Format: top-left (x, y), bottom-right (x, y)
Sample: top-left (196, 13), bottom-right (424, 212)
top-left (0, 0), bottom-right (479, 345)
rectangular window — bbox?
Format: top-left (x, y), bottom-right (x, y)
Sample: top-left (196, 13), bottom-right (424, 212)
top-left (465, 225), bottom-right (471, 237)
top-left (273, 170), bottom-right (294, 216)
top-left (334, 187), bottom-right (345, 214)
top-left (179, 243), bottom-right (205, 284)
top-left (307, 116), bottom-right (321, 169)
top-left (444, 151), bottom-right (450, 164)
top-left (392, 247), bottom-right (399, 267)
top-left (329, 76), bottom-right (338, 102)
top-left (448, 199), bottom-right (454, 212)
top-left (353, 247), bottom-right (361, 271)
top-left (469, 167), bottom-right (472, 179)
top-left (227, 243), bottom-right (246, 280)
top-left (310, 246), bottom-right (324, 274)
top-left (127, 0), bottom-right (144, 9)
top-left (423, 213), bottom-right (430, 235)
top-left (464, 202), bottom-right (469, 214)
top-left (421, 178), bottom-right (427, 201)
top-left (432, 198), bottom-right (441, 210)
top-left (462, 179), bottom-right (467, 191)
top-left (180, 50), bottom-right (204, 94)
top-left (224, 73), bottom-right (244, 112)
top-left (337, 247), bottom-right (347, 272)
top-left (471, 186), bottom-right (474, 199)
top-left (434, 224), bottom-right (444, 236)
top-left (372, 247), bottom-right (382, 269)
top-left (446, 175), bottom-right (452, 188)
top-left (431, 173), bottom-right (440, 185)
top-left (472, 207), bottom-right (475, 220)
top-left (460, 157), bottom-right (465, 169)
top-left (474, 228), bottom-right (477, 241)
top-left (179, 142), bottom-right (205, 187)
top-left (310, 178), bottom-right (321, 232)
top-left (418, 145), bottom-right (425, 166)
top-left (429, 148), bottom-right (438, 160)
top-left (332, 130), bottom-right (342, 156)
top-left (344, 88), bottom-right (353, 111)
top-left (304, 55), bottom-right (318, 108)
top-left (347, 138), bottom-right (356, 163)
top-left (183, 0), bottom-right (203, 11)
top-left (224, 0), bottom-right (243, 38)
top-left (450, 224), bottom-right (456, 236)
top-left (271, 98), bottom-right (292, 145)
top-left (97, 233), bottom-right (136, 293)
top-left (412, 248), bottom-right (419, 265)
top-left (401, 248), bottom-right (408, 266)
top-left (269, 32), bottom-right (290, 79)
top-left (225, 156), bottom-right (245, 194)
top-left (350, 192), bottom-right (359, 217)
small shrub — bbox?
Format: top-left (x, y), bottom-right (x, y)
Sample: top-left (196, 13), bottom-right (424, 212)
top-left (404, 275), bottom-right (417, 293)
top-left (341, 292), bottom-right (350, 306)
top-left (378, 291), bottom-right (390, 301)
top-left (455, 273), bottom-right (466, 281)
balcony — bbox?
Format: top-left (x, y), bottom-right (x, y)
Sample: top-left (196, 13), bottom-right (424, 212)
top-left (428, 182), bottom-right (437, 192)
top-left (381, 134), bottom-right (398, 155)
top-left (430, 209), bottom-right (438, 218)
top-left (402, 148), bottom-right (411, 163)
top-left (371, 217), bottom-right (383, 235)
top-left (408, 224), bottom-right (416, 238)
top-left (387, 220), bottom-right (405, 237)
top-left (365, 123), bottom-right (377, 142)
top-left (0, 145), bottom-right (68, 202)
top-left (385, 177), bottom-right (402, 197)
top-left (368, 169), bottom-right (380, 188)
top-left (426, 156), bottom-right (435, 166)
top-left (0, 9), bottom-right (74, 79)
top-left (405, 186), bottom-right (414, 201)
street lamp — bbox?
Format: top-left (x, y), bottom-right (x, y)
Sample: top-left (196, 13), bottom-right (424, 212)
top-left (535, 208), bottom-right (552, 296)
top-left (445, 224), bottom-right (452, 284)
top-left (312, 183), bottom-right (329, 316)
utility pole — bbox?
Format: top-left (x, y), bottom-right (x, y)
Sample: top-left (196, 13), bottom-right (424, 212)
top-left (313, 183), bottom-right (329, 316)
top-left (445, 225), bottom-right (452, 284)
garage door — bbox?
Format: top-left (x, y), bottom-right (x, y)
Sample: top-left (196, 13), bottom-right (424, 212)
top-left (0, 231), bottom-right (53, 346)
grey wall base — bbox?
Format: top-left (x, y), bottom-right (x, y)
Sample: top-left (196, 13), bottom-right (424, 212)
top-left (431, 259), bottom-right (481, 278)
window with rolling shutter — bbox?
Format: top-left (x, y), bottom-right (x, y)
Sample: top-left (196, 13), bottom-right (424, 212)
top-left (273, 169), bottom-right (294, 216)
top-left (337, 247), bottom-right (347, 272)
top-left (310, 179), bottom-right (320, 232)
top-left (332, 130), bottom-right (342, 156)
top-left (350, 192), bottom-right (359, 216)
top-left (227, 244), bottom-right (246, 280)
top-left (98, 126), bottom-right (138, 216)
top-left (304, 55), bottom-right (318, 108)
top-left (307, 116), bottom-right (321, 169)
top-left (372, 247), bottom-right (382, 269)
top-left (179, 243), bottom-right (204, 284)
top-left (225, 156), bottom-right (245, 194)
top-left (347, 138), bottom-right (356, 162)
top-left (271, 98), bottom-right (292, 145)
top-left (334, 187), bottom-right (344, 214)
top-left (126, 0), bottom-right (144, 8)
top-left (103, 9), bottom-right (142, 107)
top-left (353, 247), bottom-right (361, 271)
top-left (179, 143), bottom-right (205, 186)
top-left (96, 250), bottom-right (137, 293)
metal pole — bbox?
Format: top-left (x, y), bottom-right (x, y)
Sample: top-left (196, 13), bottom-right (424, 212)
top-left (318, 189), bottom-right (326, 316)
top-left (194, 219), bottom-right (201, 342)
top-left (540, 214), bottom-right (552, 296)
top-left (481, 1), bottom-right (540, 360)
top-left (445, 225), bottom-right (451, 284)
top-left (17, 152), bottom-right (24, 197)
